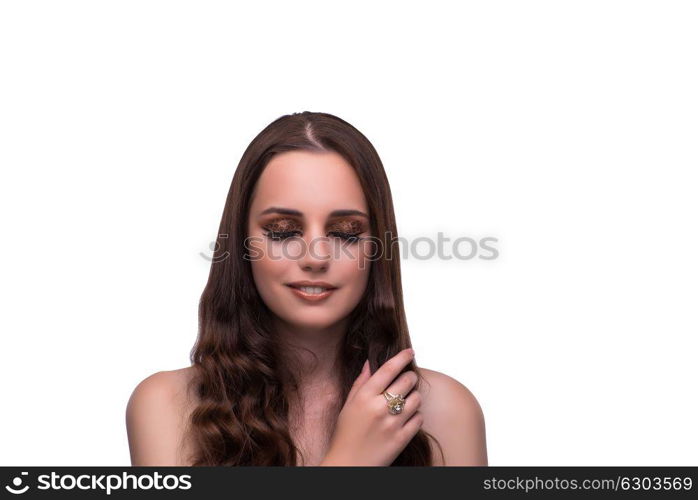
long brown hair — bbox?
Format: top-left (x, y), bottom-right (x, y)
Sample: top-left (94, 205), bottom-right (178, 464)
top-left (184, 111), bottom-right (444, 465)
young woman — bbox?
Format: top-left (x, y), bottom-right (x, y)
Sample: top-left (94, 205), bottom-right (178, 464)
top-left (126, 111), bottom-right (488, 466)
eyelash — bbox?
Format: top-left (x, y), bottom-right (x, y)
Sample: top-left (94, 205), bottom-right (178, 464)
top-left (264, 230), bottom-right (363, 243)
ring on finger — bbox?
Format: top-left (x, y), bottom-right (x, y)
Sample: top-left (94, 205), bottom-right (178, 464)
top-left (383, 391), bottom-right (406, 415)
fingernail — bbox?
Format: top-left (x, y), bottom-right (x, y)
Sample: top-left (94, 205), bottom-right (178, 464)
top-left (408, 348), bottom-right (415, 357)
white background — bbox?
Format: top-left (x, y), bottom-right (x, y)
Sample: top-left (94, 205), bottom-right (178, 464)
top-left (1, 1), bottom-right (696, 466)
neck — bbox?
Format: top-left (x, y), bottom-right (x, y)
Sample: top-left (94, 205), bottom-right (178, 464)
top-left (272, 315), bottom-right (347, 399)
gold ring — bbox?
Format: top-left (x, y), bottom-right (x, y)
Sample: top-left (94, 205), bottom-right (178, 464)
top-left (383, 391), bottom-right (406, 415)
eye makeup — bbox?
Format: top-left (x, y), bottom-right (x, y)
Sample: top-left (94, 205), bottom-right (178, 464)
top-left (261, 217), bottom-right (368, 243)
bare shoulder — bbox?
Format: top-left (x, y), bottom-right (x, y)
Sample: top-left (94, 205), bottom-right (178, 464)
top-left (417, 367), bottom-right (488, 466)
top-left (125, 366), bottom-right (199, 466)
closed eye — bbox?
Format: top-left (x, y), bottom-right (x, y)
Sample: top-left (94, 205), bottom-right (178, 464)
top-left (264, 230), bottom-right (301, 241)
top-left (264, 230), bottom-right (362, 243)
top-left (328, 231), bottom-right (363, 243)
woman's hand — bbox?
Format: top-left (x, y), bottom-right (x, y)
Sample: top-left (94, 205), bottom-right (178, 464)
top-left (320, 348), bottom-right (423, 466)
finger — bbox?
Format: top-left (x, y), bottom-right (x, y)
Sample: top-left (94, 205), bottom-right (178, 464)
top-left (384, 370), bottom-right (419, 399)
top-left (396, 410), bottom-right (424, 444)
top-left (347, 359), bottom-right (370, 401)
top-left (391, 389), bottom-right (421, 426)
top-left (363, 348), bottom-right (415, 396)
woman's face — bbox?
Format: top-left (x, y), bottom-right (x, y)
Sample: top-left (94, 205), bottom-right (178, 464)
top-left (247, 150), bottom-right (373, 332)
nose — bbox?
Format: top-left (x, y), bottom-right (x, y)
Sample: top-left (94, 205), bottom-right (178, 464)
top-left (296, 225), bottom-right (332, 271)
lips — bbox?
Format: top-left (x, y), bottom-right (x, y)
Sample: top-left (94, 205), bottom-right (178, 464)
top-left (286, 281), bottom-right (338, 290)
top-left (286, 283), bottom-right (338, 302)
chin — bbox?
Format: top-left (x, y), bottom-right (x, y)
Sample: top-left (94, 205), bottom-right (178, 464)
top-left (284, 314), bottom-right (343, 331)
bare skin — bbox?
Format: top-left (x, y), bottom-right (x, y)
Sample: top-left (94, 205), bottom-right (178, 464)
top-left (245, 150), bottom-right (374, 398)
top-left (126, 361), bottom-right (488, 466)
top-left (126, 150), bottom-right (487, 465)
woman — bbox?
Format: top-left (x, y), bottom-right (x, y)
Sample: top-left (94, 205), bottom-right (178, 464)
top-left (126, 111), bottom-right (488, 466)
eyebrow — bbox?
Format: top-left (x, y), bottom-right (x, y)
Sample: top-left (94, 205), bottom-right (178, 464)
top-left (259, 206), bottom-right (369, 218)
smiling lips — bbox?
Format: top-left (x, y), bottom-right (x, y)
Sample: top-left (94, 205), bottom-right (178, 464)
top-left (286, 281), bottom-right (338, 302)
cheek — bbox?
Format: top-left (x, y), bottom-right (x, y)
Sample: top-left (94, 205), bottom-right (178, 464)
top-left (337, 242), bottom-right (373, 293)
top-left (348, 238), bottom-right (375, 274)
top-left (249, 247), bottom-right (286, 299)
top-left (250, 258), bottom-right (291, 315)
top-left (334, 261), bottom-right (370, 314)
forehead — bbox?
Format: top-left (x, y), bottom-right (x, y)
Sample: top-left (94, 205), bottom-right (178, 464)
top-left (250, 150), bottom-right (368, 215)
